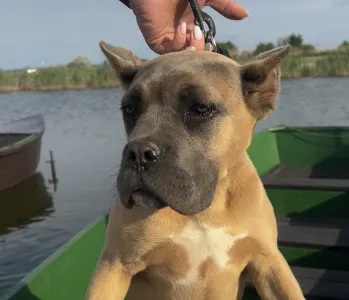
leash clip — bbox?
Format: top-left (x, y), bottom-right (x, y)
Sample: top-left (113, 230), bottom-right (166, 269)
top-left (188, 0), bottom-right (217, 52)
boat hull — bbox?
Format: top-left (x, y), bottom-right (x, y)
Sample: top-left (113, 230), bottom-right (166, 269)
top-left (0, 133), bottom-right (44, 192)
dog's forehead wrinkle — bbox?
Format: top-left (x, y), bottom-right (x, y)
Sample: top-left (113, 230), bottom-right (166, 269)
top-left (121, 84), bottom-right (145, 106)
top-left (131, 63), bottom-right (242, 111)
top-left (127, 108), bottom-right (164, 140)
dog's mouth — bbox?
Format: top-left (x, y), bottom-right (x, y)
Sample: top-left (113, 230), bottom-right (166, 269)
top-left (129, 188), bottom-right (167, 209)
top-left (117, 162), bottom-right (215, 215)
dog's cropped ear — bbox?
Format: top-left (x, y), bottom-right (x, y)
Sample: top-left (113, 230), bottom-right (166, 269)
top-left (99, 40), bottom-right (144, 89)
top-left (240, 45), bottom-right (290, 120)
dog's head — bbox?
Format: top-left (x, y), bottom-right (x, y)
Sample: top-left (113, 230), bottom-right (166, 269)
top-left (100, 41), bottom-right (289, 215)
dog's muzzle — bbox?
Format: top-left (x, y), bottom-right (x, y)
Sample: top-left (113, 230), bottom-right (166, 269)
top-left (116, 140), bottom-right (206, 215)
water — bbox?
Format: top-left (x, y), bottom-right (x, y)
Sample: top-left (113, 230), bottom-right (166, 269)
top-left (0, 77), bottom-right (348, 297)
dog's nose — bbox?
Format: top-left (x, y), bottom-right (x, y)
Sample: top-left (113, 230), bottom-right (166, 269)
top-left (127, 141), bottom-right (161, 169)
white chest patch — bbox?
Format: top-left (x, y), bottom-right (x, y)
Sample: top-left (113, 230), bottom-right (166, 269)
top-left (169, 221), bottom-right (247, 285)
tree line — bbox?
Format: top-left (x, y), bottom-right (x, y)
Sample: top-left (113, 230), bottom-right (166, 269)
top-left (217, 33), bottom-right (349, 58)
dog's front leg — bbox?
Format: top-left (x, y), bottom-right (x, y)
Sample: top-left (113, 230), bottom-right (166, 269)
top-left (247, 249), bottom-right (305, 300)
top-left (85, 253), bottom-right (131, 300)
top-left (86, 206), bottom-right (137, 300)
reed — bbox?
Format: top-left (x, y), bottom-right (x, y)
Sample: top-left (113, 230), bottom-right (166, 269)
top-left (1, 49), bottom-right (348, 93)
top-left (280, 51), bottom-right (349, 78)
top-left (0, 63), bottom-right (121, 93)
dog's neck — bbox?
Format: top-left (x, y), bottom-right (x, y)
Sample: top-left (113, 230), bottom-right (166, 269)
top-left (205, 152), bottom-right (264, 215)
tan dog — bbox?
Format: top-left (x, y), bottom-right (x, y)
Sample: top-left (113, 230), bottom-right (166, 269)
top-left (86, 41), bottom-right (305, 300)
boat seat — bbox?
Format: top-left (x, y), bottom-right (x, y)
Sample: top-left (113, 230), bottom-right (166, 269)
top-left (243, 216), bottom-right (349, 299)
top-left (277, 216), bottom-right (349, 251)
top-left (261, 164), bottom-right (349, 191)
top-left (245, 266), bottom-right (349, 300)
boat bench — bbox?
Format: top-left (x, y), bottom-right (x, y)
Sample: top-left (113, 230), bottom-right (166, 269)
top-left (243, 216), bottom-right (349, 299)
top-left (245, 266), bottom-right (349, 300)
top-left (261, 164), bottom-right (349, 191)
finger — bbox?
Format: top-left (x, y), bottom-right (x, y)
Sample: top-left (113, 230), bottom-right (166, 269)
top-left (208, 0), bottom-right (248, 20)
top-left (187, 26), bottom-right (205, 51)
top-left (161, 22), bottom-right (188, 53)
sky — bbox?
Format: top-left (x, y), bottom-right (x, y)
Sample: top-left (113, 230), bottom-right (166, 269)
top-left (0, 0), bottom-right (348, 70)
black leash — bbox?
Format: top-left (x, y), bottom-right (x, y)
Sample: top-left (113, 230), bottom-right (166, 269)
top-left (188, 0), bottom-right (231, 58)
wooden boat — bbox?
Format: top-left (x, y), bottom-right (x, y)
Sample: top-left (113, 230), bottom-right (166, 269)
top-left (0, 172), bottom-right (54, 235)
top-left (2, 126), bottom-right (349, 300)
top-left (0, 114), bottom-right (45, 192)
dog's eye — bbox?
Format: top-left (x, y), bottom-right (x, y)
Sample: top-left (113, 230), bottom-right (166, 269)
top-left (188, 103), bottom-right (215, 117)
top-left (121, 104), bottom-right (136, 116)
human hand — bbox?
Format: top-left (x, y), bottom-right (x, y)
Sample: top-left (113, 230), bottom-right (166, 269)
top-left (129, 0), bottom-right (248, 54)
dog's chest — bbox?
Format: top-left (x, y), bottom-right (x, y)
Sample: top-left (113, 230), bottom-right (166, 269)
top-left (169, 221), bottom-right (247, 284)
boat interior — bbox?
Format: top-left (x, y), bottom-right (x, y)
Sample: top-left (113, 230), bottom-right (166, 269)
top-left (0, 134), bottom-right (30, 149)
top-left (245, 126), bottom-right (349, 299)
top-left (251, 126), bottom-right (349, 191)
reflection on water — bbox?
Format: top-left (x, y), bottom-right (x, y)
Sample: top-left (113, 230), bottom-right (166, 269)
top-left (0, 87), bottom-right (122, 297)
top-left (0, 172), bottom-right (54, 236)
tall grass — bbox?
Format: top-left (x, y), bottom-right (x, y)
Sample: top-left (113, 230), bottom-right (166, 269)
top-left (0, 50), bottom-right (348, 93)
top-left (0, 63), bottom-right (120, 92)
top-left (280, 51), bottom-right (349, 78)
top-left (233, 50), bottom-right (349, 78)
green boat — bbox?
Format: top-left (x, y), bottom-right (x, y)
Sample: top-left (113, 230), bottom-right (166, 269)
top-left (2, 126), bottom-right (349, 300)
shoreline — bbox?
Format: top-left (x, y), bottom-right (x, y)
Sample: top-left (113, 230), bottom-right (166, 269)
top-left (1, 38), bottom-right (348, 95)
top-left (0, 82), bottom-right (121, 94)
top-left (0, 75), bottom-right (348, 94)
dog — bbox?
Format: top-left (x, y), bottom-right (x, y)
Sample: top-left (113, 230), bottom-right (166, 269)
top-left (85, 41), bottom-right (305, 300)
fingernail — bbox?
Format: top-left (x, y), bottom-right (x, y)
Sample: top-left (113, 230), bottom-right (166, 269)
top-left (194, 26), bottom-right (202, 41)
top-left (246, 10), bottom-right (249, 16)
top-left (180, 22), bottom-right (186, 35)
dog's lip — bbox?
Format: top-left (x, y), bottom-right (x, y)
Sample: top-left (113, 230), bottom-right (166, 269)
top-left (129, 187), bottom-right (167, 208)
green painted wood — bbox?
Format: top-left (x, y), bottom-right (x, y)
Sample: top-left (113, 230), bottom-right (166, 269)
top-left (266, 189), bottom-right (349, 219)
top-left (2, 216), bottom-right (108, 300)
top-left (279, 246), bottom-right (349, 271)
top-left (0, 135), bottom-right (37, 152)
top-left (274, 127), bottom-right (349, 167)
top-left (247, 130), bottom-right (279, 176)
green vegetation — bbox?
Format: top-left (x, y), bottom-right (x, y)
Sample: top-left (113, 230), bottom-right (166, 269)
top-left (217, 33), bottom-right (349, 79)
top-left (0, 57), bottom-right (120, 93)
top-left (1, 33), bottom-right (349, 93)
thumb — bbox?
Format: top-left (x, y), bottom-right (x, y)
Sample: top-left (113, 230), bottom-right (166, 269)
top-left (208, 0), bottom-right (248, 20)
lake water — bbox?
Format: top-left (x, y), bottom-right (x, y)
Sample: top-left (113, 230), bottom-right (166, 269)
top-left (0, 77), bottom-right (348, 297)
